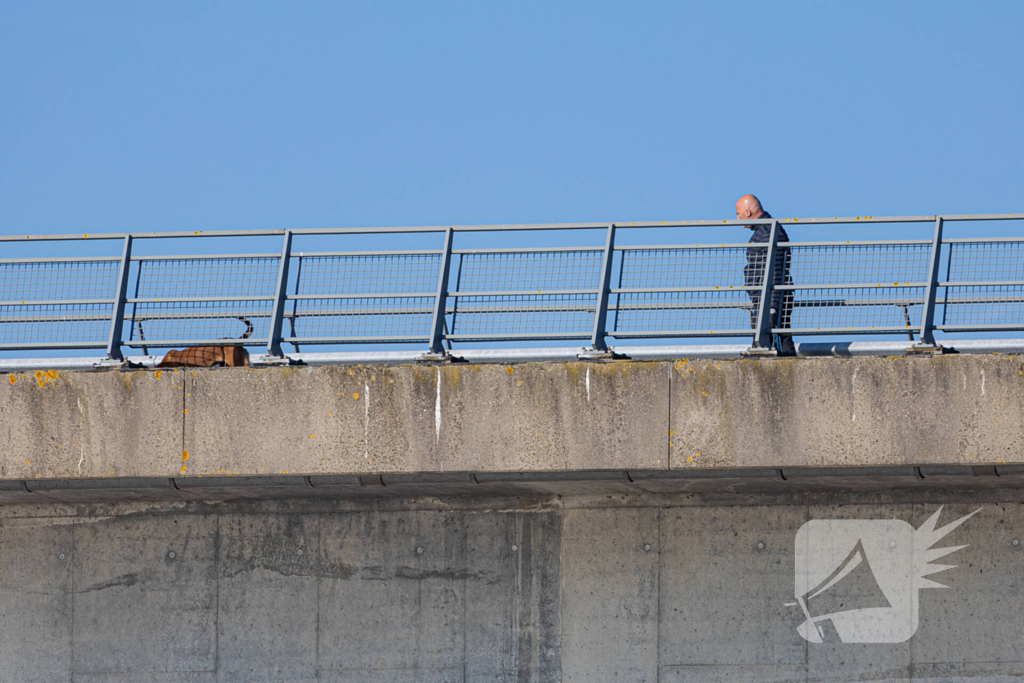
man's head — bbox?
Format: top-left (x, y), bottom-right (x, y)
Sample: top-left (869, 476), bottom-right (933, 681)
top-left (735, 194), bottom-right (765, 227)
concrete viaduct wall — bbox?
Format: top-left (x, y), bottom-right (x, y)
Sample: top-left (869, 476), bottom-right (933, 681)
top-left (3, 354), bottom-right (1024, 681)
top-left (2, 492), bottom-right (1024, 682)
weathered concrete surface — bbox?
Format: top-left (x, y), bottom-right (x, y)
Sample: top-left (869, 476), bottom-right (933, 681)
top-left (2, 353), bottom-right (1024, 483)
top-left (0, 493), bottom-right (1022, 681)
top-left (659, 506), bottom-right (805, 667)
top-left (182, 361), bottom-right (669, 476)
top-left (0, 368), bottom-right (183, 479)
top-left (216, 513), bottom-right (319, 682)
top-left (562, 507), bottom-right (659, 681)
top-left (71, 513), bottom-right (218, 674)
top-left (671, 354), bottom-right (1024, 469)
top-left (0, 518), bottom-right (72, 682)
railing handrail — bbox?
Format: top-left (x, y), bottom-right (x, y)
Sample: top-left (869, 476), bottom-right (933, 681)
top-left (3, 213), bottom-right (1021, 243)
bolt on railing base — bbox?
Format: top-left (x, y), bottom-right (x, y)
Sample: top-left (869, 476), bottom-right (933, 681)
top-left (741, 347), bottom-right (779, 358)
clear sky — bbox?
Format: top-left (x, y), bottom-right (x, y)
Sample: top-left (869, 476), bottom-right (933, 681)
top-left (1, 2), bottom-right (1022, 358)
top-left (2, 1), bottom-right (1022, 238)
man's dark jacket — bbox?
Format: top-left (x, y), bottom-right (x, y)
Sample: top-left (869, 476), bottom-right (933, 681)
top-left (743, 211), bottom-right (791, 311)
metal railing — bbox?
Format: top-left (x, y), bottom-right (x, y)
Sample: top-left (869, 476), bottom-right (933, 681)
top-left (1, 213), bottom-right (1022, 360)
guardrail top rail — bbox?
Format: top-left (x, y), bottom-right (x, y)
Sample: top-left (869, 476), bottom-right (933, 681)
top-left (1, 213), bottom-right (1022, 361)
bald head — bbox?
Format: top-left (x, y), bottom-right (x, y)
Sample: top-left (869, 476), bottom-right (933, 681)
top-left (735, 194), bottom-right (765, 224)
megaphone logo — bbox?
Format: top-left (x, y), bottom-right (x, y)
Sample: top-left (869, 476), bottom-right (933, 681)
top-left (789, 506), bottom-right (979, 643)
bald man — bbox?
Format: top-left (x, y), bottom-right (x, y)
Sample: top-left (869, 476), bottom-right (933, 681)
top-left (737, 195), bottom-right (795, 356)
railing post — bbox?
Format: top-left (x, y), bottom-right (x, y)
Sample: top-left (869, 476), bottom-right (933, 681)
top-left (426, 227), bottom-right (454, 356)
top-left (752, 220), bottom-right (781, 350)
top-left (105, 235), bottom-right (133, 362)
top-left (589, 223), bottom-right (616, 352)
top-left (265, 230), bottom-right (293, 358)
top-left (915, 216), bottom-right (944, 348)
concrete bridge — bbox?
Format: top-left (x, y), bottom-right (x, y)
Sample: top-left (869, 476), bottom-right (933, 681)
top-left (3, 351), bottom-right (1024, 681)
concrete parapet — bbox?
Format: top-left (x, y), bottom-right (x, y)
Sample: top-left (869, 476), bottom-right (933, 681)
top-left (182, 361), bottom-right (669, 476)
top-left (670, 354), bottom-right (1024, 469)
top-left (0, 368), bottom-right (183, 480)
top-left (1, 353), bottom-right (1023, 486)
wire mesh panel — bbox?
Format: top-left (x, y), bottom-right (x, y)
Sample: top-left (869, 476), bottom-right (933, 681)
top-left (128, 301), bottom-right (269, 346)
top-left (449, 250), bottom-right (603, 340)
top-left (133, 257), bottom-right (279, 298)
top-left (0, 303), bottom-right (112, 347)
top-left (613, 246), bottom-right (755, 335)
top-left (289, 254), bottom-right (440, 342)
top-left (943, 285), bottom-right (1024, 329)
top-left (783, 243), bottom-right (932, 285)
top-left (943, 240), bottom-right (1024, 329)
top-left (947, 240), bottom-right (1024, 282)
top-left (288, 297), bottom-right (433, 341)
top-left (295, 253), bottom-right (441, 296)
top-left (127, 257), bottom-right (279, 345)
top-left (0, 259), bottom-right (119, 348)
top-left (618, 246), bottom-right (749, 289)
top-left (449, 294), bottom-right (596, 339)
top-left (785, 286), bottom-right (923, 332)
top-left (0, 258), bottom-right (120, 301)
top-left (779, 242), bottom-right (930, 335)
top-left (613, 291), bottom-right (753, 336)
top-left (454, 249), bottom-right (603, 292)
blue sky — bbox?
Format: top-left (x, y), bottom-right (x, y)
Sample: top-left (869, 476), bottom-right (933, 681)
top-left (1, 2), bottom-right (1022, 356)
top-left (2, 1), bottom-right (1021, 239)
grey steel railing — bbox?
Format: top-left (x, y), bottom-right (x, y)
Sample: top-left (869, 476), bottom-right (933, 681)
top-left (1, 213), bottom-right (1022, 360)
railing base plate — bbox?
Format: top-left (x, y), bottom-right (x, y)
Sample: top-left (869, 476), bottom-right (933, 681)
top-left (93, 358), bottom-right (143, 370)
top-left (415, 352), bottom-right (467, 364)
top-left (577, 350), bottom-right (628, 361)
top-left (252, 355), bottom-right (302, 367)
top-left (906, 344), bottom-right (949, 356)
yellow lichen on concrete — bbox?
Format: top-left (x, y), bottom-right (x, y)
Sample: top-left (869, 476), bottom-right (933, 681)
top-left (34, 369), bottom-right (62, 388)
top-left (117, 372), bottom-right (136, 391)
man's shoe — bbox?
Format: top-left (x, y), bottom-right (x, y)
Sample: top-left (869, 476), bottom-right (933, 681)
top-left (776, 336), bottom-right (797, 357)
